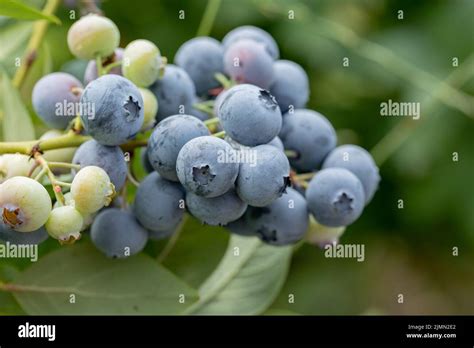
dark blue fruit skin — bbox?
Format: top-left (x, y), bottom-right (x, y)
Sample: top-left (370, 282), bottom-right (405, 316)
top-left (266, 136), bottom-right (284, 151)
top-left (176, 136), bottom-right (239, 198)
top-left (223, 39), bottom-right (275, 89)
top-left (0, 222), bottom-right (48, 245)
top-left (91, 208), bottom-right (148, 258)
top-left (32, 72), bottom-right (83, 129)
top-left (148, 226), bottom-right (176, 241)
top-left (150, 65), bottom-right (196, 122)
top-left (306, 168), bottom-right (365, 227)
top-left (175, 37), bottom-right (224, 97)
top-left (186, 189), bottom-right (247, 226)
top-left (218, 84), bottom-right (282, 146)
top-left (140, 148), bottom-right (154, 174)
top-left (147, 115), bottom-right (210, 181)
top-left (236, 144), bottom-right (291, 207)
top-left (228, 187), bottom-right (309, 246)
top-left (270, 60), bottom-right (309, 114)
top-left (222, 25), bottom-right (279, 60)
top-left (322, 145), bottom-right (380, 204)
top-left (83, 48), bottom-right (124, 85)
top-left (80, 74), bottom-right (144, 146)
top-left (72, 139), bottom-right (127, 191)
top-left (133, 172), bottom-right (185, 232)
top-left (279, 109), bottom-right (337, 172)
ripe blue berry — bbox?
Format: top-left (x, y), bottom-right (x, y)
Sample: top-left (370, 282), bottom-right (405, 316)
top-left (133, 172), bottom-right (185, 232)
top-left (223, 39), bottom-right (274, 89)
top-left (176, 136), bottom-right (239, 197)
top-left (306, 168), bottom-right (365, 227)
top-left (218, 84), bottom-right (282, 146)
top-left (175, 37), bottom-right (224, 96)
top-left (140, 148), bottom-right (154, 174)
top-left (186, 189), bottom-right (247, 226)
top-left (229, 187), bottom-right (309, 246)
top-left (236, 144), bottom-right (290, 207)
top-left (32, 72), bottom-right (83, 129)
top-left (80, 74), bottom-right (144, 145)
top-left (267, 136), bottom-right (284, 151)
top-left (148, 226), bottom-right (176, 241)
top-left (0, 222), bottom-right (48, 245)
top-left (91, 208), bottom-right (148, 258)
top-left (322, 145), bottom-right (380, 204)
top-left (222, 25), bottom-right (279, 60)
top-left (147, 115), bottom-right (210, 181)
top-left (0, 177), bottom-right (52, 233)
top-left (279, 109), bottom-right (337, 171)
top-left (84, 48), bottom-right (123, 85)
top-left (72, 139), bottom-right (127, 191)
top-left (150, 64), bottom-right (196, 121)
top-left (270, 60), bottom-right (309, 113)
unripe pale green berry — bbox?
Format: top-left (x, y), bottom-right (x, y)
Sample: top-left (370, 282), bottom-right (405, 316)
top-left (53, 192), bottom-right (94, 231)
top-left (0, 177), bottom-right (52, 232)
top-left (67, 14), bottom-right (120, 60)
top-left (123, 39), bottom-right (162, 87)
top-left (139, 88), bottom-right (158, 130)
top-left (70, 166), bottom-right (115, 214)
top-left (306, 215), bottom-right (346, 248)
top-left (45, 206), bottom-right (83, 244)
top-left (0, 154), bottom-right (37, 183)
top-left (40, 130), bottom-right (77, 173)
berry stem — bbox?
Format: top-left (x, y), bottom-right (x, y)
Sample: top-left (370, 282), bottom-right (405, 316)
top-left (120, 139), bottom-right (148, 153)
top-left (193, 102), bottom-right (215, 117)
top-left (214, 73), bottom-right (232, 89)
top-left (204, 117), bottom-right (220, 127)
top-left (34, 153), bottom-right (66, 206)
top-left (96, 54), bottom-right (105, 76)
top-left (126, 164), bottom-right (140, 187)
top-left (103, 60), bottom-right (122, 73)
top-left (293, 172), bottom-right (316, 181)
top-left (212, 130), bottom-right (226, 138)
top-left (196, 0), bottom-right (221, 36)
top-left (48, 162), bottom-right (81, 170)
top-left (34, 167), bottom-right (48, 181)
top-left (12, 0), bottom-right (61, 89)
top-left (284, 150), bottom-right (298, 158)
top-left (157, 214), bottom-right (189, 263)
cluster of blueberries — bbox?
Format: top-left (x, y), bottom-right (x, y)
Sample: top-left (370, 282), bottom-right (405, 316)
top-left (0, 15), bottom-right (380, 258)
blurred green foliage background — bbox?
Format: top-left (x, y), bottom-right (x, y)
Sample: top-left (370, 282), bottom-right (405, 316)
top-left (0, 0), bottom-right (473, 315)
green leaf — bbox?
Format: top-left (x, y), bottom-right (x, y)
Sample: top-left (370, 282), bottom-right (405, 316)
top-left (0, 0), bottom-right (61, 24)
top-left (0, 264), bottom-right (25, 314)
top-left (0, 67), bottom-right (35, 141)
top-left (7, 242), bottom-right (198, 315)
top-left (0, 21), bottom-right (32, 64)
top-left (186, 235), bottom-right (292, 315)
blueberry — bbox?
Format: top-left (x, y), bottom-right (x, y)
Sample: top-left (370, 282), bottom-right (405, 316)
top-left (133, 172), bottom-right (185, 232)
top-left (322, 145), bottom-right (380, 204)
top-left (186, 189), bottom-right (247, 226)
top-left (139, 87), bottom-right (159, 130)
top-left (148, 226), bottom-right (176, 241)
top-left (306, 168), bottom-right (365, 227)
top-left (266, 136), bottom-right (284, 151)
top-left (84, 48), bottom-right (123, 85)
top-left (123, 39), bottom-right (163, 87)
top-left (270, 60), bottom-right (309, 113)
top-left (279, 109), bottom-right (337, 171)
top-left (0, 177), bottom-right (52, 233)
top-left (147, 115), bottom-right (210, 181)
top-left (228, 187), bottom-right (309, 246)
top-left (67, 14), bottom-right (120, 60)
top-left (176, 136), bottom-right (239, 197)
top-left (188, 98), bottom-right (210, 121)
top-left (218, 84), bottom-right (282, 146)
top-left (45, 206), bottom-right (83, 243)
top-left (149, 64), bottom-right (196, 121)
top-left (72, 139), bottom-right (127, 191)
top-left (0, 222), bottom-right (48, 245)
top-left (80, 74), bottom-right (144, 146)
top-left (140, 147), bottom-right (154, 174)
top-left (175, 37), bottom-right (224, 96)
top-left (236, 144), bottom-right (290, 207)
top-left (32, 72), bottom-right (83, 129)
top-left (222, 25), bottom-right (279, 60)
top-left (91, 208), bottom-right (148, 258)
top-left (223, 39), bottom-right (274, 89)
